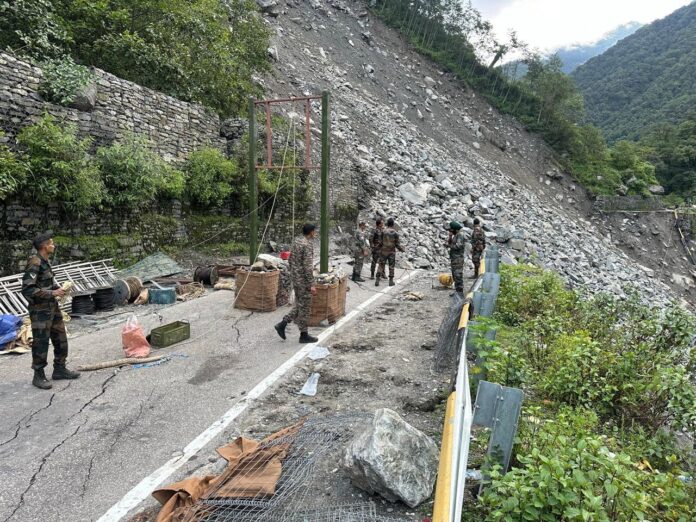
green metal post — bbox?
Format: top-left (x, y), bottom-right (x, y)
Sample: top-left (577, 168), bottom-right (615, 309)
top-left (320, 91), bottom-right (330, 273)
top-left (247, 98), bottom-right (258, 265)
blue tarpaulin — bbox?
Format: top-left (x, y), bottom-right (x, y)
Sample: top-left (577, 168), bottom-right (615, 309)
top-left (0, 315), bottom-right (23, 346)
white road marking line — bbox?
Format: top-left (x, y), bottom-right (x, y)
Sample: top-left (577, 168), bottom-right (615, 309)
top-left (97, 269), bottom-right (421, 521)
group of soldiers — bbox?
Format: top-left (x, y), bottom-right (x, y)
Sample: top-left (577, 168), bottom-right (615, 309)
top-left (352, 217), bottom-right (486, 293)
top-left (22, 219), bottom-right (486, 389)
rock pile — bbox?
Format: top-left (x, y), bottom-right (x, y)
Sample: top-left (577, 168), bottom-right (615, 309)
top-left (260, 0), bottom-right (677, 307)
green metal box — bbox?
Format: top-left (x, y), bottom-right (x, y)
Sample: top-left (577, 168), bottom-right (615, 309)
top-left (149, 320), bottom-right (190, 348)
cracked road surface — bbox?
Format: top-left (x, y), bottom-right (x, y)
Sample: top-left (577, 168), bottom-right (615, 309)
top-left (0, 266), bottom-right (412, 521)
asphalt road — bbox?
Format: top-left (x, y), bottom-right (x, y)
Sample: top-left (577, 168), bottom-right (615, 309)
top-left (0, 266), bottom-right (417, 522)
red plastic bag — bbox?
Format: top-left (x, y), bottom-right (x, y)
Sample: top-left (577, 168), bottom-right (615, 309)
top-left (122, 314), bottom-right (151, 358)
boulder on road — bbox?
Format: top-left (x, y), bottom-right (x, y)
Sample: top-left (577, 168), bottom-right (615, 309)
top-left (343, 408), bottom-right (439, 508)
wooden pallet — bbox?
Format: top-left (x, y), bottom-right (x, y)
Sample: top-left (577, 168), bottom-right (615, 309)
top-left (0, 259), bottom-right (119, 316)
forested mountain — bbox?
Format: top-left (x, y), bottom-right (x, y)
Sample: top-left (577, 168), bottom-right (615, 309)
top-left (572, 2), bottom-right (696, 143)
top-left (556, 22), bottom-right (642, 73)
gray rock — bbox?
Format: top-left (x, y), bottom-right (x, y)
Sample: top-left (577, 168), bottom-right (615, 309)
top-left (648, 185), bottom-right (665, 195)
top-left (68, 82), bottom-right (97, 112)
top-left (398, 182), bottom-right (431, 206)
top-left (508, 238), bottom-right (526, 251)
top-left (256, 0), bottom-right (280, 16)
top-left (343, 408), bottom-right (438, 507)
top-left (412, 257), bottom-right (432, 268)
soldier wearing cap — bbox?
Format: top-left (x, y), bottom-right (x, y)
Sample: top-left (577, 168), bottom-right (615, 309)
top-left (446, 221), bottom-right (466, 294)
top-left (21, 232), bottom-right (80, 389)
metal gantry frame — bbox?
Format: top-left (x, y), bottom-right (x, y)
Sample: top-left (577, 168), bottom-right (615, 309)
top-left (247, 92), bottom-right (331, 272)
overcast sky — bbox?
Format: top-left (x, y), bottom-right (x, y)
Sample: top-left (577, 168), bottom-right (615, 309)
top-left (469, 0), bottom-right (694, 51)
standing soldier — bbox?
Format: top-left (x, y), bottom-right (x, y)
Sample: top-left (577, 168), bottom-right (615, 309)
top-left (369, 218), bottom-right (384, 280)
top-left (352, 221), bottom-right (370, 282)
top-left (21, 232), bottom-right (80, 390)
top-left (274, 223), bottom-right (318, 343)
top-left (376, 218), bottom-right (404, 287)
top-left (471, 218), bottom-right (486, 278)
top-left (446, 221), bottom-right (466, 293)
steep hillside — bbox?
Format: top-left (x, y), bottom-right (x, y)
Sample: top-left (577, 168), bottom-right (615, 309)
top-left (572, 2), bottom-right (696, 142)
top-left (260, 0), bottom-right (696, 305)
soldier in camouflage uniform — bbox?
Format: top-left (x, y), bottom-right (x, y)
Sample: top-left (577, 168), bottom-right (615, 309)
top-left (471, 218), bottom-right (486, 278)
top-left (376, 218), bottom-right (404, 287)
top-left (447, 221), bottom-right (466, 293)
top-left (21, 232), bottom-right (80, 389)
top-left (369, 219), bottom-right (384, 279)
top-left (352, 221), bottom-right (370, 282)
top-left (274, 223), bottom-right (318, 343)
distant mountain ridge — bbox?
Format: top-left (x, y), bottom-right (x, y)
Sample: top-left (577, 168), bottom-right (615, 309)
top-left (503, 22), bottom-right (642, 78)
top-left (571, 2), bottom-right (696, 142)
top-left (555, 22), bottom-right (642, 73)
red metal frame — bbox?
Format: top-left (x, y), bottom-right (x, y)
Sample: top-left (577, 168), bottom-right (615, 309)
top-left (253, 95), bottom-right (323, 170)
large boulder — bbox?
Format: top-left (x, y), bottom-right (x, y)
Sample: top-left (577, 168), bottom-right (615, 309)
top-left (648, 185), bottom-right (666, 195)
top-left (68, 82), bottom-right (97, 112)
top-left (342, 408), bottom-right (439, 508)
top-left (398, 182), bottom-right (431, 206)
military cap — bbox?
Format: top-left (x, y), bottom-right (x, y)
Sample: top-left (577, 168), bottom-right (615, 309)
top-left (32, 231), bottom-right (53, 250)
top-left (449, 221), bottom-right (463, 230)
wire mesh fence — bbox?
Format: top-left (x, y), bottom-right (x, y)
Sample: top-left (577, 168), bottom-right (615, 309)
top-left (177, 414), bottom-right (409, 522)
top-left (433, 293), bottom-right (465, 373)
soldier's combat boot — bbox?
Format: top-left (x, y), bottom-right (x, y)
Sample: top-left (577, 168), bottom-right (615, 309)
top-left (369, 270), bottom-right (374, 280)
top-left (52, 365), bottom-right (80, 380)
top-left (299, 332), bottom-right (318, 344)
top-left (32, 369), bottom-right (52, 390)
top-left (274, 320), bottom-right (288, 340)
top-left (388, 277), bottom-right (395, 286)
top-left (353, 274), bottom-right (366, 283)
top-left (375, 274), bottom-right (380, 287)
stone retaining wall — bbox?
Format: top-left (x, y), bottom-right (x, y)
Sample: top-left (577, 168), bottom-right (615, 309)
top-left (0, 52), bottom-right (226, 159)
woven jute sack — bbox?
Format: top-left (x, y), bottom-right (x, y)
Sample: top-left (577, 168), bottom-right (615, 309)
top-left (308, 275), bottom-right (348, 326)
top-left (234, 270), bottom-right (279, 312)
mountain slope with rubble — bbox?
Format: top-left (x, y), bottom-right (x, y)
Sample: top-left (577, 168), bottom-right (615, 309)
top-left (258, 0), bottom-right (695, 306)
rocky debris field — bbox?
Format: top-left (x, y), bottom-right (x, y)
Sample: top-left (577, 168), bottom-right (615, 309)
top-left (130, 274), bottom-right (454, 521)
top-left (258, 0), bottom-right (694, 307)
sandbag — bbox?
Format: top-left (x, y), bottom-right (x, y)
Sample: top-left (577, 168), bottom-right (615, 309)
top-left (122, 314), bottom-right (151, 358)
top-left (234, 270), bottom-right (279, 312)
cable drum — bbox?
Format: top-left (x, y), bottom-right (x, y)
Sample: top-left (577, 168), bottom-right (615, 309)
top-left (71, 292), bottom-right (96, 315)
top-left (93, 286), bottom-right (115, 311)
top-left (194, 266), bottom-right (219, 286)
top-left (113, 277), bottom-right (143, 306)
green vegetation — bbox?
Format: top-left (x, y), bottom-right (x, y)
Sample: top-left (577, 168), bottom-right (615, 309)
top-left (184, 148), bottom-right (243, 208)
top-left (643, 120), bottom-right (696, 200)
top-left (38, 56), bottom-right (94, 105)
top-left (467, 265), bottom-right (696, 520)
top-left (16, 114), bottom-right (104, 212)
top-left (96, 134), bottom-right (184, 208)
top-left (571, 3), bottom-right (696, 143)
top-left (0, 135), bottom-right (28, 200)
top-left (0, 0), bottom-right (270, 116)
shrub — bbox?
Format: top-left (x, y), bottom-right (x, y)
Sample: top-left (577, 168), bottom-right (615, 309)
top-left (39, 56), bottom-right (94, 106)
top-left (184, 148), bottom-right (241, 208)
top-left (96, 135), bottom-right (184, 208)
top-left (16, 114), bottom-right (103, 211)
top-left (482, 411), bottom-right (696, 521)
top-left (0, 0), bottom-right (68, 60)
top-left (0, 137), bottom-right (28, 200)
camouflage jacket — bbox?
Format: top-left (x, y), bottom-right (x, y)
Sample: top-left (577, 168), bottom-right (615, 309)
top-left (353, 229), bottom-right (369, 255)
top-left (289, 235), bottom-right (314, 291)
top-left (448, 230), bottom-right (466, 259)
top-left (471, 226), bottom-right (486, 253)
top-left (380, 229), bottom-right (404, 255)
top-left (21, 255), bottom-right (58, 310)
top-left (370, 227), bottom-right (384, 250)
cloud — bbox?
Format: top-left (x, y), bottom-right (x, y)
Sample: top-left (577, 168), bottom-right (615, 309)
top-left (470, 0), bottom-right (693, 51)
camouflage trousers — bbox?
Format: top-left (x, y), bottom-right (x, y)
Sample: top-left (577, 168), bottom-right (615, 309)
top-left (378, 252), bottom-right (396, 279)
top-left (472, 250), bottom-right (483, 277)
top-left (450, 256), bottom-right (464, 292)
top-left (370, 250), bottom-right (380, 275)
top-left (283, 287), bottom-right (312, 333)
top-left (29, 304), bottom-right (68, 371)
top-left (353, 253), bottom-right (365, 277)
